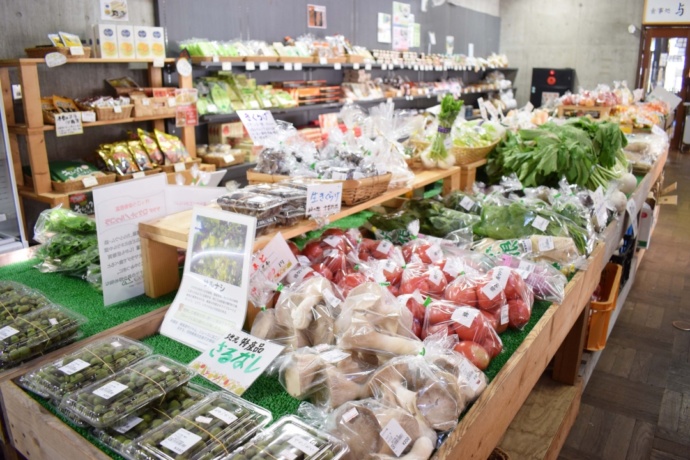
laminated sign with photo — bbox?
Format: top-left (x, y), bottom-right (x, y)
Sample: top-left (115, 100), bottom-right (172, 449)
top-left (161, 207), bottom-right (257, 351)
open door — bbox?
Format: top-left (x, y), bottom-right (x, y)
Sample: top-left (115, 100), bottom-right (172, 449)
top-left (638, 27), bottom-right (690, 149)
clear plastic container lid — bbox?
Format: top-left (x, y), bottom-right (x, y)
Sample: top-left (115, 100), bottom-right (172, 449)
top-left (0, 281), bottom-right (51, 327)
top-left (217, 191), bottom-right (286, 220)
top-left (93, 383), bottom-right (212, 458)
top-left (131, 391), bottom-right (272, 460)
top-left (244, 184), bottom-right (307, 206)
top-left (256, 216), bottom-right (278, 236)
top-left (19, 336), bottom-right (153, 401)
top-left (61, 355), bottom-right (196, 428)
top-left (224, 415), bottom-right (348, 460)
top-left (0, 304), bottom-right (87, 369)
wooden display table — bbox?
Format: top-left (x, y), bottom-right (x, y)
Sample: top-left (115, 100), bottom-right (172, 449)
top-left (138, 168), bottom-right (461, 298)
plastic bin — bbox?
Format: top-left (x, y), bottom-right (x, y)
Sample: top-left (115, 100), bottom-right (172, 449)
top-left (586, 263), bottom-right (623, 351)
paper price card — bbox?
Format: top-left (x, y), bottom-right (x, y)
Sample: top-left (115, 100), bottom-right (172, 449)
top-left (251, 233), bottom-right (298, 283)
top-left (55, 112), bottom-right (83, 137)
top-left (236, 110), bottom-right (277, 144)
top-left (305, 183), bottom-right (343, 218)
top-left (190, 328), bottom-right (284, 395)
top-left (161, 207), bottom-right (256, 352)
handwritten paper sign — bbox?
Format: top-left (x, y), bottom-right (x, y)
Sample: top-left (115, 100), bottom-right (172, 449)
top-left (55, 112), bottom-right (83, 137)
top-left (161, 207), bottom-right (256, 351)
top-left (306, 183), bottom-right (342, 218)
top-left (251, 233), bottom-right (298, 282)
top-left (190, 328), bottom-right (283, 395)
top-left (45, 52), bottom-right (67, 67)
top-left (236, 110), bottom-right (277, 143)
top-left (93, 174), bottom-right (168, 306)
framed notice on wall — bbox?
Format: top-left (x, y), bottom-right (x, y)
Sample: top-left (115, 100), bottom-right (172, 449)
top-left (644, 0), bottom-right (690, 24)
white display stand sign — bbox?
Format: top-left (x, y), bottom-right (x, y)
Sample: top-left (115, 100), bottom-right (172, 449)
top-left (93, 174), bottom-right (168, 306)
top-left (160, 207), bottom-right (256, 351)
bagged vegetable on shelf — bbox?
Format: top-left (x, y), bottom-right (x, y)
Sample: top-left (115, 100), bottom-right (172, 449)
top-left (473, 236), bottom-right (581, 269)
top-left (495, 254), bottom-right (567, 303)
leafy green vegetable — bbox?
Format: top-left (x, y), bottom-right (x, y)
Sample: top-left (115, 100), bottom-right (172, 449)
top-left (36, 208), bottom-right (96, 235)
top-left (427, 95), bottom-right (463, 164)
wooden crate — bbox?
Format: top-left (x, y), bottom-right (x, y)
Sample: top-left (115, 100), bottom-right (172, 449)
top-left (52, 173), bottom-right (116, 192)
top-left (201, 151), bottom-right (246, 168)
top-left (114, 168), bottom-right (163, 181)
top-left (160, 158), bottom-right (202, 173)
top-left (557, 105), bottom-right (612, 120)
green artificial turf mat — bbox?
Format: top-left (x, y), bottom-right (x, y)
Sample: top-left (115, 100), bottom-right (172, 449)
top-left (0, 259), bottom-right (177, 339)
top-left (292, 211), bottom-right (375, 249)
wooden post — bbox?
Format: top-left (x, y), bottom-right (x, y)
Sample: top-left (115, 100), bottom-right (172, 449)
top-left (0, 69), bottom-right (15, 125)
top-left (147, 62), bottom-right (166, 132)
top-left (443, 167), bottom-right (461, 195)
top-left (177, 71), bottom-right (196, 157)
top-left (18, 63), bottom-right (51, 195)
top-left (552, 303), bottom-right (591, 385)
top-left (141, 235), bottom-right (180, 297)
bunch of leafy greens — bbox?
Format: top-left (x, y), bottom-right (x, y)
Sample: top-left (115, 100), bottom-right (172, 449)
top-left (486, 117), bottom-right (628, 190)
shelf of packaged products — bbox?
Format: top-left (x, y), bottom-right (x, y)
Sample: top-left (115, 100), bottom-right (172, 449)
top-left (138, 167), bottom-right (461, 298)
top-left (199, 88), bottom-right (508, 125)
top-left (7, 114), bottom-right (176, 135)
top-left (16, 164), bottom-right (217, 208)
top-left (0, 58), bottom-right (176, 67)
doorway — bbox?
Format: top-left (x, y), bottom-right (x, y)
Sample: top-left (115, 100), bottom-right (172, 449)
top-left (638, 27), bottom-right (690, 149)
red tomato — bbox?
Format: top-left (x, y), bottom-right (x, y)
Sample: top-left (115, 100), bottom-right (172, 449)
top-left (504, 271), bottom-right (528, 300)
top-left (310, 263), bottom-right (333, 281)
top-left (475, 280), bottom-right (505, 311)
top-left (479, 332), bottom-right (503, 359)
top-left (453, 341), bottom-right (490, 370)
top-left (451, 307), bottom-right (489, 343)
top-left (425, 267), bottom-right (448, 296)
top-left (426, 302), bottom-right (454, 325)
top-left (400, 276), bottom-right (431, 296)
top-left (481, 309), bottom-right (499, 332)
top-left (320, 250), bottom-right (347, 274)
top-left (381, 262), bottom-right (403, 285)
top-left (344, 228), bottom-right (363, 247)
top-left (411, 318), bottom-right (422, 338)
top-left (443, 282), bottom-right (478, 307)
top-left (423, 322), bottom-right (452, 340)
top-left (387, 284), bottom-right (400, 297)
top-left (508, 299), bottom-right (531, 329)
top-left (338, 272), bottom-right (367, 296)
top-left (403, 296), bottom-right (426, 321)
top-left (358, 248), bottom-right (372, 261)
top-left (322, 228), bottom-right (346, 238)
top-left (302, 241), bottom-right (324, 261)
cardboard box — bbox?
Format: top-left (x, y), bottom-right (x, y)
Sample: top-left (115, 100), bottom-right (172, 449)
top-left (150, 27), bottom-right (166, 58)
top-left (208, 122), bottom-right (246, 144)
top-left (133, 26), bottom-right (151, 59)
top-left (116, 25), bottom-right (135, 59)
top-left (94, 24), bottom-right (118, 58)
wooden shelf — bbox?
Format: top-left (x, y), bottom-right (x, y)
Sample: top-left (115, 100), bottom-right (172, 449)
top-left (8, 114), bottom-right (176, 135)
top-left (0, 58), bottom-right (175, 67)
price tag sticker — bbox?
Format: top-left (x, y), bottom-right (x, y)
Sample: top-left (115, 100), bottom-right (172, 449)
top-left (323, 235), bottom-right (342, 248)
top-left (283, 62), bottom-right (293, 71)
top-left (195, 416), bottom-right (213, 424)
top-left (245, 61), bottom-right (256, 71)
top-left (319, 57), bottom-right (328, 65)
top-left (500, 304), bottom-right (510, 325)
top-left (320, 348), bottom-right (350, 364)
top-left (58, 359), bottom-right (90, 375)
top-left (259, 61), bottom-right (269, 71)
top-left (425, 245), bottom-right (444, 263)
top-left (297, 256), bottom-right (311, 267)
top-left (382, 64), bottom-right (388, 70)
top-left (380, 419), bottom-right (412, 457)
top-left (443, 258), bottom-right (464, 277)
top-left (176, 58), bottom-right (192, 77)
top-left (537, 236), bottom-right (555, 252)
top-left (81, 111), bottom-right (96, 123)
top-left (212, 56), bottom-right (220, 63)
top-left (209, 407), bottom-right (238, 425)
top-left (481, 280), bottom-right (502, 300)
top-left (353, 63), bottom-right (360, 69)
top-left (452, 307), bottom-right (480, 328)
top-left (158, 366), bottom-right (171, 373)
top-left (491, 266), bottom-right (511, 289)
top-left (306, 182), bottom-right (342, 218)
top-left (365, 63), bottom-right (372, 70)
top-left (294, 62), bottom-right (303, 70)
top-left (342, 408), bottom-right (359, 422)
top-left (521, 238), bottom-right (533, 253)
top-left (221, 154), bottom-right (235, 163)
top-left (153, 58), bottom-right (165, 68)
top-left (111, 341), bottom-right (122, 348)
top-left (377, 240), bottom-right (393, 255)
top-left (459, 359), bottom-right (483, 392)
top-left (82, 176), bottom-right (99, 188)
top-left (69, 46), bottom-right (84, 56)
top-left (174, 163), bottom-right (186, 172)
top-left (133, 171), bottom-right (146, 179)
top-left (49, 317), bottom-right (59, 326)
top-left (323, 289), bottom-right (342, 308)
top-left (114, 416), bottom-right (143, 434)
top-left (222, 62), bottom-right (232, 71)
top-left (531, 216), bottom-right (549, 232)
top-left (428, 267), bottom-right (444, 286)
top-left (113, 105), bottom-right (123, 114)
top-left (93, 381), bottom-right (129, 400)
top-left (160, 428), bottom-right (202, 455)
top-left (517, 260), bottom-right (535, 273)
top-left (460, 196), bottom-right (475, 211)
top-left (167, 97), bottom-right (177, 107)
top-left (334, 62), bottom-right (342, 70)
top-left (288, 436), bottom-right (320, 456)
top-left (142, 98), bottom-right (151, 106)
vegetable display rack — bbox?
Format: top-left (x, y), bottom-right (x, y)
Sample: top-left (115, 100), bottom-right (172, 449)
top-left (0, 58), bottom-right (199, 212)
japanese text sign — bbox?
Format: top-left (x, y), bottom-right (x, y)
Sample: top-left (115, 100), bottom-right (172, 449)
top-left (236, 110), bottom-right (277, 143)
top-left (251, 233), bottom-right (298, 283)
top-left (93, 174), bottom-right (168, 306)
top-left (161, 207), bottom-right (256, 351)
top-left (644, 0), bottom-right (690, 24)
top-left (190, 328), bottom-right (284, 395)
top-left (306, 183), bottom-right (343, 218)
top-left (55, 112), bottom-right (83, 137)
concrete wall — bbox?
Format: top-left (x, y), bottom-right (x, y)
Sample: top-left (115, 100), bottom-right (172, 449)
top-left (500, 0), bottom-right (644, 106)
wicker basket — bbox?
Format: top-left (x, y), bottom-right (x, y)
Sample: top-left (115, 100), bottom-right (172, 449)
top-left (115, 169), bottom-right (163, 181)
top-left (451, 139), bottom-right (500, 166)
top-left (246, 169), bottom-right (392, 206)
top-left (94, 104), bottom-right (133, 121)
top-left (25, 46), bottom-right (92, 59)
top-left (160, 158), bottom-right (202, 173)
top-left (51, 174), bottom-right (116, 193)
top-left (487, 447), bottom-right (510, 460)
top-left (201, 151), bottom-right (246, 168)
top-left (131, 94), bottom-right (176, 118)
